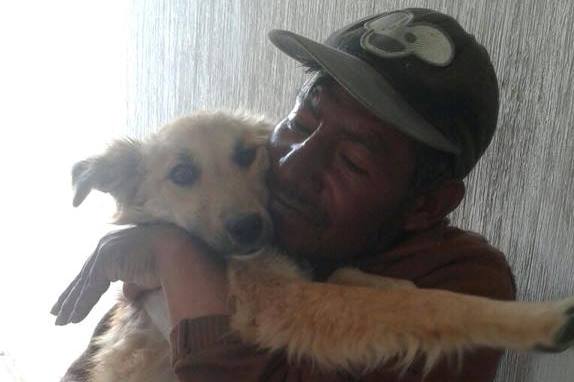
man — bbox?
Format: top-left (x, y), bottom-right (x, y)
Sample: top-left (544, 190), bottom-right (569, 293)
top-left (56, 8), bottom-right (515, 381)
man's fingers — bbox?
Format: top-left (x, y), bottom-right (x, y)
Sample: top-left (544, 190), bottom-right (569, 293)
top-left (69, 280), bottom-right (110, 324)
top-left (54, 282), bottom-right (84, 325)
top-left (50, 272), bottom-right (82, 316)
top-left (51, 246), bottom-right (103, 316)
top-left (52, 226), bottom-right (160, 325)
top-left (52, 271), bottom-right (89, 324)
top-left (54, 277), bottom-right (109, 325)
top-left (53, 253), bottom-right (102, 325)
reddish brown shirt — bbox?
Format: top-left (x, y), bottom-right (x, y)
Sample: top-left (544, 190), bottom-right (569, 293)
top-left (170, 223), bottom-right (516, 382)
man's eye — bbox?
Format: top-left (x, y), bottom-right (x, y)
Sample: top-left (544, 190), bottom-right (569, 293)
top-left (169, 163), bottom-right (198, 186)
top-left (340, 154), bottom-right (368, 175)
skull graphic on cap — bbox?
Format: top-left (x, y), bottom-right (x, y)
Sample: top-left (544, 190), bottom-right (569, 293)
top-left (360, 11), bottom-right (455, 67)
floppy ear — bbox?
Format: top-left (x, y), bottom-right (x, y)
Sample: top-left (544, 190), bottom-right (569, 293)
top-left (241, 118), bottom-right (272, 152)
top-left (232, 110), bottom-right (272, 146)
top-left (250, 120), bottom-right (272, 146)
top-left (72, 139), bottom-right (144, 208)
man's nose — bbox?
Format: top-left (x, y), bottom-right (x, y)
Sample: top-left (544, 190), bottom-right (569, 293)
top-left (277, 132), bottom-right (329, 194)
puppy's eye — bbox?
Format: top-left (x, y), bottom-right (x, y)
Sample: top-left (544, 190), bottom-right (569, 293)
top-left (234, 146), bottom-right (257, 168)
top-left (169, 163), bottom-right (198, 186)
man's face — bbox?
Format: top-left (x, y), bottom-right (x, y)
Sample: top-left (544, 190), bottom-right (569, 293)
top-left (268, 76), bottom-right (417, 260)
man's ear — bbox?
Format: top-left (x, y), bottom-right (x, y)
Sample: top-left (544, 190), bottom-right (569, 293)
top-left (402, 179), bottom-right (465, 232)
top-left (72, 139), bottom-right (143, 207)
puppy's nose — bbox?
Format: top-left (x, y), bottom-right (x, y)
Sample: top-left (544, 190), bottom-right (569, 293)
top-left (225, 213), bottom-right (263, 246)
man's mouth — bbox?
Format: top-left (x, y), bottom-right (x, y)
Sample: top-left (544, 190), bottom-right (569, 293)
top-left (270, 190), bottom-right (327, 227)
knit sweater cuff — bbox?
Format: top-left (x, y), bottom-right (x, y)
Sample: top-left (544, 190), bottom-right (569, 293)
top-left (170, 315), bottom-right (237, 361)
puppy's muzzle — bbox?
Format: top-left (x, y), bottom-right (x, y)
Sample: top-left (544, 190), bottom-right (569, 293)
top-left (225, 213), bottom-right (268, 253)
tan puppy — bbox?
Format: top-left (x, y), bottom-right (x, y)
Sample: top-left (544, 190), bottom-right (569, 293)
top-left (68, 110), bottom-right (574, 381)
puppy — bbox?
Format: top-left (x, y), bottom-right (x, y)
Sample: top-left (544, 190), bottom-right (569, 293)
top-left (64, 110), bottom-right (574, 381)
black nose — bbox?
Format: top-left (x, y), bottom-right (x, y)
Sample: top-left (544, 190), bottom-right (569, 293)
top-left (225, 213), bottom-right (263, 246)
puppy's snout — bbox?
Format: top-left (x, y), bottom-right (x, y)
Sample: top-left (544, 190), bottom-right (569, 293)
top-left (225, 213), bottom-right (264, 247)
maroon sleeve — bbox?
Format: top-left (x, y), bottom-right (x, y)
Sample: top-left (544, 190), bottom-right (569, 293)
top-left (170, 315), bottom-right (352, 381)
top-left (359, 251), bottom-right (516, 382)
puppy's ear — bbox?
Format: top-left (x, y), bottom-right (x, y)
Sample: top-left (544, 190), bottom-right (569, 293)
top-left (72, 139), bottom-right (143, 207)
top-left (248, 119), bottom-right (272, 147)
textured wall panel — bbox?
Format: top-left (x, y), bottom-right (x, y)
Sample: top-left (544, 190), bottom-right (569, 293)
top-left (128, 1), bottom-right (574, 380)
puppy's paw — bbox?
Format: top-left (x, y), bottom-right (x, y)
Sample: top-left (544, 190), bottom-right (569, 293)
top-left (536, 297), bottom-right (574, 353)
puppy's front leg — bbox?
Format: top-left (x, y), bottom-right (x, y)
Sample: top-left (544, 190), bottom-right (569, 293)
top-left (228, 249), bottom-right (574, 374)
top-left (226, 249), bottom-right (311, 343)
top-left (328, 267), bottom-right (416, 289)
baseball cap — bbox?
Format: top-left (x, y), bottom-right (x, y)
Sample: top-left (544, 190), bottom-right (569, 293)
top-left (269, 8), bottom-right (499, 178)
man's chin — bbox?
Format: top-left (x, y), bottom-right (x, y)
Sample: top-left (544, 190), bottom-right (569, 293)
top-left (272, 213), bottom-right (321, 256)
top-left (270, 200), bottom-right (357, 260)
top-left (271, 197), bottom-right (315, 233)
top-left (274, 222), bottom-right (344, 260)
top-left (269, 192), bottom-right (327, 227)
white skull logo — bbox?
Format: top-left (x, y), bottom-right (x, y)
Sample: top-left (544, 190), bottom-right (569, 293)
top-left (360, 11), bottom-right (454, 67)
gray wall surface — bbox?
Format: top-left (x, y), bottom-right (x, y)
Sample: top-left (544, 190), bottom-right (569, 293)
top-left (127, 1), bottom-right (574, 380)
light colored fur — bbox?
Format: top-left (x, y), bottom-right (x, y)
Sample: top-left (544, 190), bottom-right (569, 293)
top-left (72, 110), bottom-right (574, 381)
top-left (91, 299), bottom-right (174, 382)
top-left (227, 250), bottom-right (573, 374)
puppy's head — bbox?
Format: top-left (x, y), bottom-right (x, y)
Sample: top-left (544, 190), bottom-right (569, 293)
top-left (73, 111), bottom-right (273, 255)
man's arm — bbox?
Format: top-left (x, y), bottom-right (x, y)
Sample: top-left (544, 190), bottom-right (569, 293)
top-left (154, 234), bottom-right (229, 326)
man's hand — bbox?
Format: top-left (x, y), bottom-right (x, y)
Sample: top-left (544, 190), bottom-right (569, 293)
top-left (51, 224), bottom-right (191, 325)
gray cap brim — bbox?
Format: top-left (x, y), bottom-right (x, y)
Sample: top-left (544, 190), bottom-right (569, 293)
top-left (268, 29), bottom-right (461, 154)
